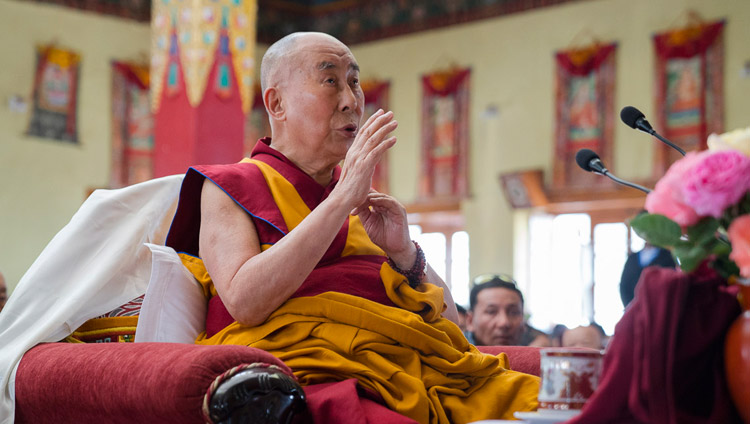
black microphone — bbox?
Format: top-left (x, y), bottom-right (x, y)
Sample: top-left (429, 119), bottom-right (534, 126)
top-left (620, 106), bottom-right (686, 156)
top-left (575, 148), bottom-right (651, 194)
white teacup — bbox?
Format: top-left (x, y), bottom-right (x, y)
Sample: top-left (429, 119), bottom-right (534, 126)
top-left (538, 348), bottom-right (603, 411)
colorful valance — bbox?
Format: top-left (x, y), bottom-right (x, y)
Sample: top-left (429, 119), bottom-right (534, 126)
top-left (151, 0), bottom-right (257, 113)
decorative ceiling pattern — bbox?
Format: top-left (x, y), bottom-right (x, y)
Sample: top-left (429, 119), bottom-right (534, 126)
top-left (15, 0), bottom-right (588, 45)
top-left (257, 0), bottom-right (588, 45)
top-left (18, 0), bottom-right (152, 22)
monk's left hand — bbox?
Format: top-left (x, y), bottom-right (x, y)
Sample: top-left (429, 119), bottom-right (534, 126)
top-left (352, 190), bottom-right (415, 268)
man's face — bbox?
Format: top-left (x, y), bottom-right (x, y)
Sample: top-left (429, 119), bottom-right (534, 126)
top-left (467, 287), bottom-right (524, 346)
top-left (280, 35), bottom-right (365, 163)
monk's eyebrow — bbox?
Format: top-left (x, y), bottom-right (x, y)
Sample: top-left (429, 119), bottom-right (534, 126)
top-left (318, 61), bottom-right (336, 71)
top-left (317, 61), bottom-right (360, 72)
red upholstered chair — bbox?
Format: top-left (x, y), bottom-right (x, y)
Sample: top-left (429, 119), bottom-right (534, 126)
top-left (14, 343), bottom-right (306, 424)
top-left (13, 342), bottom-right (541, 423)
top-left (5, 176), bottom-right (543, 423)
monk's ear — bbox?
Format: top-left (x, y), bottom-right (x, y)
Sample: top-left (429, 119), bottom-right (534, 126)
top-left (264, 87), bottom-right (285, 121)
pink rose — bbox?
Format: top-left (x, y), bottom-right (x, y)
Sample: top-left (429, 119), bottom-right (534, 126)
top-left (645, 151), bottom-right (706, 227)
top-left (729, 215), bottom-right (750, 278)
top-left (682, 150), bottom-right (750, 218)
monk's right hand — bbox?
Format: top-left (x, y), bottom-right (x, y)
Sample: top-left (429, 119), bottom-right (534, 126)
top-left (335, 109), bottom-right (398, 211)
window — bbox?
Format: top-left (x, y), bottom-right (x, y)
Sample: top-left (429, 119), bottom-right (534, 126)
top-left (409, 225), bottom-right (470, 307)
top-left (526, 213), bottom-right (591, 332)
top-left (592, 223), bottom-right (628, 334)
top-left (526, 212), bottom-right (642, 335)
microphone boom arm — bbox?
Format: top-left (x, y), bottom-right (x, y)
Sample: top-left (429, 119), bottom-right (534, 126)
top-left (650, 130), bottom-right (687, 156)
top-left (602, 171), bottom-right (651, 194)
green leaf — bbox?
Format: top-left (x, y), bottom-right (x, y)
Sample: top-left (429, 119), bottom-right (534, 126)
top-left (631, 213), bottom-right (683, 248)
top-left (711, 255), bottom-right (741, 280)
top-left (687, 217), bottom-right (720, 245)
top-left (710, 240), bottom-right (732, 256)
top-left (673, 244), bottom-right (708, 273)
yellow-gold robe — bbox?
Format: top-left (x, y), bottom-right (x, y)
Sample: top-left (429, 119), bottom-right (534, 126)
top-left (197, 263), bottom-right (539, 423)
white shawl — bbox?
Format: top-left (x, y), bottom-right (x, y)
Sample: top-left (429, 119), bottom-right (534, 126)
top-left (0, 175), bottom-right (183, 423)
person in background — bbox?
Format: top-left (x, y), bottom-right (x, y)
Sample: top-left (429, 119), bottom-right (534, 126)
top-left (561, 322), bottom-right (607, 350)
top-left (549, 324), bottom-right (568, 347)
top-left (466, 274), bottom-right (551, 347)
top-left (621, 212), bottom-right (677, 308)
top-left (0, 271), bottom-right (7, 313)
top-left (455, 304), bottom-right (469, 333)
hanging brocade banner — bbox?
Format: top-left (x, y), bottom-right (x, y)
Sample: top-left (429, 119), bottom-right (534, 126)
top-left (420, 68), bottom-right (470, 200)
top-left (363, 80), bottom-right (391, 194)
top-left (243, 83), bottom-right (270, 157)
top-left (27, 45), bottom-right (81, 143)
top-left (111, 61), bottom-right (153, 188)
top-left (553, 42), bottom-right (617, 189)
top-left (652, 19), bottom-right (724, 176)
top-left (151, 0), bottom-right (257, 114)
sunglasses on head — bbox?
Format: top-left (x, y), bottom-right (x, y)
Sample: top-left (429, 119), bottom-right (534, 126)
top-left (472, 273), bottom-right (517, 288)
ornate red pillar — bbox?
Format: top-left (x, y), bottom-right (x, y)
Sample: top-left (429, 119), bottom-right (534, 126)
top-left (150, 0), bottom-right (257, 177)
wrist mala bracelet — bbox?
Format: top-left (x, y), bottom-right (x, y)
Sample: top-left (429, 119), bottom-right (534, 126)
top-left (387, 240), bottom-right (426, 288)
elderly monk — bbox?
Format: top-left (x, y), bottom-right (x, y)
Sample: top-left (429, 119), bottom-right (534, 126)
top-left (165, 32), bottom-right (539, 423)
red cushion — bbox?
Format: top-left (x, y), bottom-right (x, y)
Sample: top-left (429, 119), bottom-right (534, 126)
top-left (15, 342), bottom-right (291, 424)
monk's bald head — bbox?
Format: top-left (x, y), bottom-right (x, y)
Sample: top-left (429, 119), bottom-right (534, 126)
top-left (260, 32), bottom-right (348, 92)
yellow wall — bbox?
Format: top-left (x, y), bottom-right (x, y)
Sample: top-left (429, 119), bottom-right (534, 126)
top-left (1, 0), bottom-right (749, 294)
top-left (0, 0), bottom-right (151, 291)
top-left (350, 0), bottom-right (750, 280)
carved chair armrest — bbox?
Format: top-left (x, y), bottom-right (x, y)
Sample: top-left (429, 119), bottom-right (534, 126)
top-left (15, 342), bottom-right (305, 424)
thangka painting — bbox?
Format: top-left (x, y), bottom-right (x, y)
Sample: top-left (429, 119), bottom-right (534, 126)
top-left (110, 61), bottom-right (153, 188)
top-left (27, 45), bottom-right (80, 143)
top-left (363, 80), bottom-right (391, 194)
top-left (243, 85), bottom-right (270, 157)
top-left (653, 19), bottom-right (724, 176)
top-left (420, 68), bottom-right (470, 200)
top-left (553, 43), bottom-right (616, 189)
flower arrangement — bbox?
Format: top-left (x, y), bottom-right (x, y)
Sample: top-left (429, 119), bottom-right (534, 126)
top-left (630, 127), bottom-right (750, 279)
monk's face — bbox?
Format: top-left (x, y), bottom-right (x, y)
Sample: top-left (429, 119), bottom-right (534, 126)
top-left (280, 34), bottom-right (365, 164)
top-left (467, 287), bottom-right (524, 346)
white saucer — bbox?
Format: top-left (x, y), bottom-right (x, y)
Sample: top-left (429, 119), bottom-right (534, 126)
top-left (514, 409), bottom-right (581, 423)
